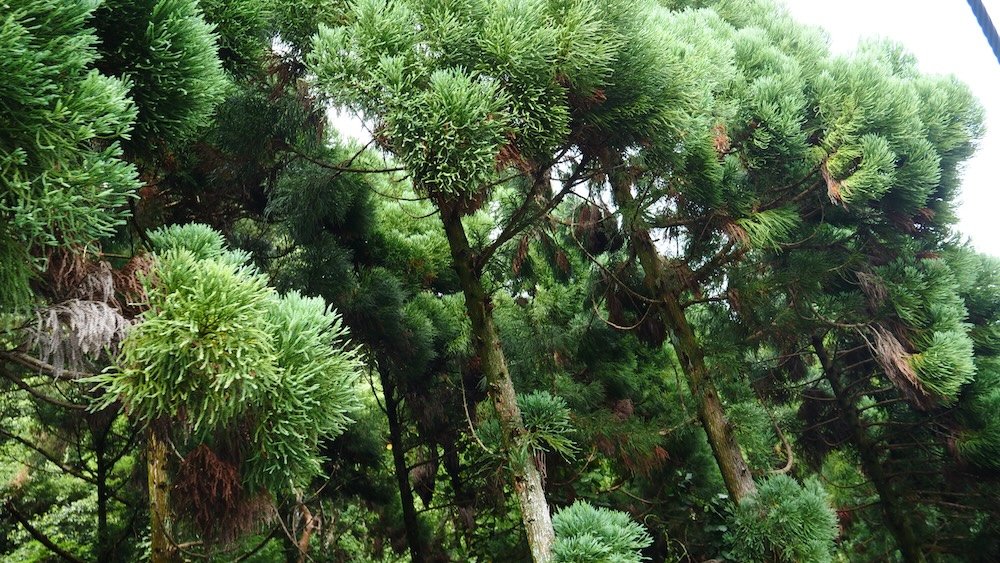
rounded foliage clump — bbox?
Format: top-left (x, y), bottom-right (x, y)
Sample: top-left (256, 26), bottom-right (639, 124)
top-left (724, 474), bottom-right (838, 563)
top-left (98, 247), bottom-right (276, 432)
top-left (308, 0), bottom-right (627, 208)
top-left (92, 225), bottom-right (363, 494)
top-left (552, 500), bottom-right (652, 563)
top-left (476, 390), bottom-right (577, 463)
top-left (94, 0), bottom-right (227, 150)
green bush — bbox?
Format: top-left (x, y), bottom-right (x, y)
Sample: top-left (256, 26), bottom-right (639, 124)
top-left (724, 475), bottom-right (838, 563)
top-left (552, 500), bottom-right (652, 563)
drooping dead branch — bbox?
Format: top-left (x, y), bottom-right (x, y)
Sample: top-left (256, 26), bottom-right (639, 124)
top-left (25, 300), bottom-right (130, 378)
top-left (866, 326), bottom-right (934, 410)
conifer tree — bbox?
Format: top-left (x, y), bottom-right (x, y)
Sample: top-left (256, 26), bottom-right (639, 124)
top-left (260, 145), bottom-right (470, 561)
top-left (568, 2), bottom-right (983, 561)
top-left (687, 10), bottom-right (985, 561)
top-left (90, 225), bottom-right (363, 561)
top-left (309, 2), bottom-right (637, 558)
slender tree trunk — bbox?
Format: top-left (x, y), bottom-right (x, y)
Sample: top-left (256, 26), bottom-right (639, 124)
top-left (662, 292), bottom-right (756, 502)
top-left (147, 429), bottom-right (178, 563)
top-left (94, 426), bottom-right (110, 561)
top-left (812, 336), bottom-right (927, 563)
top-left (611, 174), bottom-right (756, 503)
top-left (439, 206), bottom-right (555, 562)
top-left (381, 371), bottom-right (427, 562)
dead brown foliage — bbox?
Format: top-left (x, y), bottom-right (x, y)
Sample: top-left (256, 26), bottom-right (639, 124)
top-left (42, 247), bottom-right (114, 303)
top-left (172, 444), bottom-right (273, 544)
top-left (820, 161), bottom-right (846, 206)
top-left (712, 123), bottom-right (731, 157)
top-left (869, 325), bottom-right (935, 410)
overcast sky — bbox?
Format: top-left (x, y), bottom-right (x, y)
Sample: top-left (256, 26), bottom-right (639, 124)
top-left (781, 0), bottom-right (1000, 256)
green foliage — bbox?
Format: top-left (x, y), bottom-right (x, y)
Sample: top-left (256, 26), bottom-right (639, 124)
top-left (247, 291), bottom-right (363, 490)
top-left (148, 222), bottom-right (227, 259)
top-left (735, 207), bottom-right (801, 250)
top-left (94, 247), bottom-right (276, 432)
top-left (724, 475), bottom-right (838, 563)
top-left (94, 0), bottom-right (227, 149)
top-left (199, 0), bottom-right (271, 77)
top-left (376, 197), bottom-right (456, 290)
top-left (518, 390), bottom-right (577, 458)
top-left (0, 0), bottom-right (140, 310)
top-left (908, 329), bottom-right (976, 400)
top-left (726, 401), bottom-right (778, 472)
top-left (552, 500), bottom-right (652, 563)
top-left (308, 0), bottom-right (636, 201)
top-left (813, 40), bottom-right (982, 223)
top-left (386, 68), bottom-right (509, 197)
top-left (91, 225), bottom-right (362, 493)
top-left (477, 390), bottom-right (577, 461)
top-left (267, 0), bottom-right (347, 52)
top-left (3, 0), bottom-right (998, 559)
top-left (877, 258), bottom-right (976, 402)
top-left (955, 358), bottom-right (1000, 471)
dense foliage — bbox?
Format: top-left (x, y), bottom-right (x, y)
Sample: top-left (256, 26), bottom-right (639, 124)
top-left (1, 0), bottom-right (997, 562)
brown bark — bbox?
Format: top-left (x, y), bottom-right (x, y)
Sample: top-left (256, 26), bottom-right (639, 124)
top-left (611, 174), bottom-right (756, 503)
top-left (812, 336), bottom-right (927, 563)
top-left (148, 430), bottom-right (178, 563)
top-left (439, 205), bottom-right (554, 562)
top-left (296, 504), bottom-right (318, 563)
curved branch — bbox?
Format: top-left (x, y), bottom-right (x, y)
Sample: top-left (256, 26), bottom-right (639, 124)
top-left (768, 413), bottom-right (794, 475)
top-left (0, 365), bottom-right (87, 410)
top-left (0, 428), bottom-right (95, 485)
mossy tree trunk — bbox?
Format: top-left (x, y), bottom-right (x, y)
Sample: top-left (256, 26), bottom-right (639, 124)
top-left (439, 203), bottom-right (555, 562)
top-left (147, 429), bottom-right (178, 563)
top-left (611, 174), bottom-right (756, 504)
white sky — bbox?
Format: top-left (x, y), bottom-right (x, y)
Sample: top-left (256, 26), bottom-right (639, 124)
top-left (330, 1), bottom-right (1000, 255)
top-left (781, 0), bottom-right (1000, 256)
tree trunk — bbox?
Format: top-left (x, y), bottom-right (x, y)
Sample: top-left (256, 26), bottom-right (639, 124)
top-left (381, 371), bottom-right (427, 563)
top-left (611, 175), bottom-right (756, 503)
top-left (147, 429), bottom-right (178, 563)
top-left (439, 206), bottom-right (555, 562)
top-left (94, 425), bottom-right (109, 561)
top-left (812, 336), bottom-right (927, 563)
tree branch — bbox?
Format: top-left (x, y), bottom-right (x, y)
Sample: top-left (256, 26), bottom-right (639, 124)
top-left (478, 155), bottom-right (594, 267)
top-left (0, 428), bottom-right (95, 484)
top-left (0, 365), bottom-right (88, 410)
top-left (3, 500), bottom-right (85, 563)
top-left (289, 145), bottom-right (405, 175)
top-left (0, 351), bottom-right (92, 380)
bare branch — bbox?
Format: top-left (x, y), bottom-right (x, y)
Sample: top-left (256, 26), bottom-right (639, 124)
top-left (478, 155), bottom-right (595, 267)
top-left (0, 428), bottom-right (96, 485)
top-left (0, 351), bottom-right (92, 380)
top-left (289, 145), bottom-right (405, 175)
top-left (0, 365), bottom-right (87, 410)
